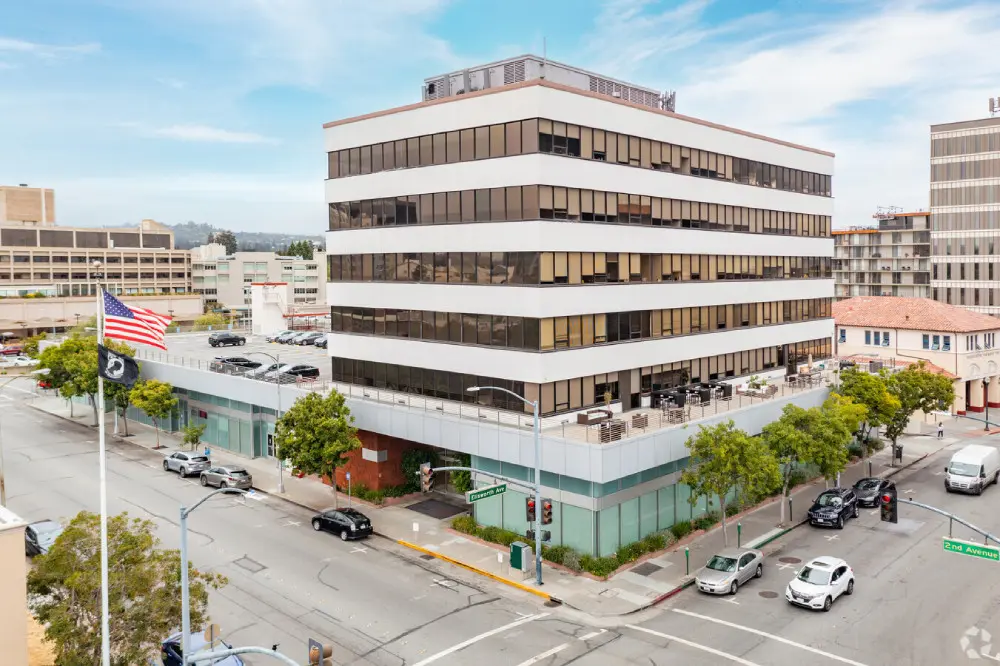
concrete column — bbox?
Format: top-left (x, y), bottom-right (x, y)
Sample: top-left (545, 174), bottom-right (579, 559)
top-left (969, 379), bottom-right (985, 413)
top-left (956, 381), bottom-right (968, 415)
top-left (989, 376), bottom-right (1000, 409)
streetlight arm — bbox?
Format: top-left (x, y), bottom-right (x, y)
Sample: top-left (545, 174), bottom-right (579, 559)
top-left (467, 385), bottom-right (537, 409)
top-left (182, 487), bottom-right (247, 519)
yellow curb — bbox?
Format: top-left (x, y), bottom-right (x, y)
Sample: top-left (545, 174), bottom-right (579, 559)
top-left (397, 540), bottom-right (553, 601)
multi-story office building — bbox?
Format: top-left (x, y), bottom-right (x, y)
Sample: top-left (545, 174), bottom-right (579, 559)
top-left (320, 63), bottom-right (834, 555)
top-left (191, 243), bottom-right (326, 316)
top-left (930, 115), bottom-right (1000, 314)
top-left (833, 212), bottom-right (931, 299)
top-left (0, 184), bottom-right (54, 225)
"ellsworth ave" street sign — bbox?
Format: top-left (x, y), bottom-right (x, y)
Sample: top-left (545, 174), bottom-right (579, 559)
top-left (943, 537), bottom-right (1000, 562)
top-left (466, 483), bottom-right (507, 503)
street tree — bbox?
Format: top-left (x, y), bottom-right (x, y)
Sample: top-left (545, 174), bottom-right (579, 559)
top-left (679, 420), bottom-right (780, 546)
top-left (107, 381), bottom-right (135, 436)
top-left (181, 423), bottom-right (207, 451)
top-left (211, 229), bottom-right (238, 255)
top-left (275, 390), bottom-right (360, 491)
top-left (811, 394), bottom-right (867, 482)
top-left (194, 312), bottom-right (227, 331)
top-left (37, 336), bottom-right (136, 424)
top-left (884, 362), bottom-right (955, 453)
top-left (129, 379), bottom-right (177, 448)
top-left (22, 331), bottom-right (47, 358)
top-left (760, 406), bottom-right (813, 524)
top-left (27, 511), bottom-right (225, 666)
top-left (836, 367), bottom-right (899, 466)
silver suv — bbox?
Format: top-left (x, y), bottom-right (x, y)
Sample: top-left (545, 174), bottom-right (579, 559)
top-left (163, 451), bottom-right (211, 477)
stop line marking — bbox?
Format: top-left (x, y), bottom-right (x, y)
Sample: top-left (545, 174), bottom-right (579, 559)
top-left (411, 613), bottom-right (549, 666)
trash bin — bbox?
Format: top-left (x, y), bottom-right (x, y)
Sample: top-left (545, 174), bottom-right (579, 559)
top-left (509, 541), bottom-right (531, 573)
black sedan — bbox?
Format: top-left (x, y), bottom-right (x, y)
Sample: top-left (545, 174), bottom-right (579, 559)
top-left (214, 356), bottom-right (262, 370)
top-left (311, 508), bottom-right (373, 541)
top-left (853, 477), bottom-right (896, 507)
top-left (807, 488), bottom-right (859, 529)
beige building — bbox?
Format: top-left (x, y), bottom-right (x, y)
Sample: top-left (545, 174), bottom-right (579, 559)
top-left (0, 506), bottom-right (28, 666)
top-left (833, 296), bottom-right (1000, 415)
top-left (191, 243), bottom-right (326, 317)
top-left (930, 116), bottom-right (1000, 313)
top-left (0, 185), bottom-right (55, 225)
top-left (0, 293), bottom-right (203, 336)
top-left (833, 212), bottom-right (931, 300)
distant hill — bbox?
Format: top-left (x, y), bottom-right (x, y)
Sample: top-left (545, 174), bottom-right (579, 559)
top-left (167, 221), bottom-right (325, 251)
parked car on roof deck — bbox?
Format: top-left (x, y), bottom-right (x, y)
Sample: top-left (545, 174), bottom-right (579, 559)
top-left (265, 330), bottom-right (293, 342)
top-left (208, 331), bottom-right (245, 347)
top-left (265, 363), bottom-right (320, 381)
top-left (214, 356), bottom-right (262, 370)
top-left (294, 331), bottom-right (324, 345)
top-left (313, 335), bottom-right (328, 349)
top-left (275, 331), bottom-right (301, 344)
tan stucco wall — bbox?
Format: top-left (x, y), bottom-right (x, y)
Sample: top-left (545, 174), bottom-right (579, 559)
top-left (0, 520), bottom-right (29, 666)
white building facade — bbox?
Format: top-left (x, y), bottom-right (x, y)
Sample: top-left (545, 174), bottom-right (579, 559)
top-left (323, 75), bottom-right (835, 554)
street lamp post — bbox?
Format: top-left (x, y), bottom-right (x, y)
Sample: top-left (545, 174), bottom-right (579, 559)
top-left (180, 487), bottom-right (247, 663)
top-left (244, 351), bottom-right (284, 493)
top-left (467, 385), bottom-right (543, 587)
top-left (984, 378), bottom-right (991, 432)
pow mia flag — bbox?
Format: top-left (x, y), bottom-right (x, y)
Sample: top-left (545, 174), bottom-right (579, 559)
top-left (98, 344), bottom-right (139, 387)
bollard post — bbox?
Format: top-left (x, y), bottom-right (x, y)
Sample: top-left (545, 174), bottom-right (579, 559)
top-left (788, 496), bottom-right (793, 523)
top-left (868, 459), bottom-right (873, 477)
top-left (737, 522), bottom-right (742, 548)
top-left (685, 546), bottom-right (690, 576)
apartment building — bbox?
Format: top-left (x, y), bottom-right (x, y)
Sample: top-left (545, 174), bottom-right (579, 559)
top-left (833, 212), bottom-right (930, 299)
top-left (321, 58), bottom-right (834, 555)
top-left (191, 243), bottom-right (326, 315)
top-left (930, 115), bottom-right (1000, 314)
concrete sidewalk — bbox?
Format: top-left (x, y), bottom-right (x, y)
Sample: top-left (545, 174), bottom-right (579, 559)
top-left (27, 392), bottom-right (972, 616)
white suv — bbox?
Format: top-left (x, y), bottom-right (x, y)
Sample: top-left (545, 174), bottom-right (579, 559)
top-left (785, 556), bottom-right (854, 611)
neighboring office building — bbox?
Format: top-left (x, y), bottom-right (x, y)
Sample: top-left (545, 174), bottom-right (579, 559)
top-left (321, 60), bottom-right (834, 555)
top-left (833, 296), bottom-right (1000, 415)
top-left (832, 211), bottom-right (930, 300)
top-left (190, 243), bottom-right (326, 317)
top-left (930, 115), bottom-right (1000, 314)
top-left (0, 506), bottom-right (29, 666)
top-left (0, 184), bottom-right (54, 225)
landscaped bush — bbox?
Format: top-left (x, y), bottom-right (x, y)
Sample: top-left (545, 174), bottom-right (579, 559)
top-left (617, 541), bottom-right (646, 564)
top-left (693, 512), bottom-right (720, 531)
top-left (542, 544), bottom-right (572, 565)
top-left (452, 515), bottom-right (477, 534)
top-left (450, 516), bottom-right (521, 547)
top-left (562, 549), bottom-right (582, 572)
top-left (579, 555), bottom-right (620, 578)
top-left (787, 469), bottom-right (808, 489)
top-left (725, 504), bottom-right (742, 518)
top-left (640, 533), bottom-right (667, 553)
top-left (670, 521), bottom-right (693, 539)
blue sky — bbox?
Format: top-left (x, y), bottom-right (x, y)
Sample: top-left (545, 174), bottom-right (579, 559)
top-left (2, 0), bottom-right (999, 233)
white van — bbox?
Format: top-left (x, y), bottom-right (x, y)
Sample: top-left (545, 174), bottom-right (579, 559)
top-left (944, 445), bottom-right (1000, 495)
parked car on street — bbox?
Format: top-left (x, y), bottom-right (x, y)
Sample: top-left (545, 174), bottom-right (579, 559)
top-left (163, 451), bottom-right (211, 477)
top-left (25, 519), bottom-right (64, 556)
top-left (807, 488), bottom-right (858, 529)
top-left (695, 547), bottom-right (764, 595)
top-left (853, 477), bottom-right (896, 507)
top-left (161, 631), bottom-right (244, 666)
top-left (265, 330), bottom-right (293, 342)
top-left (785, 556), bottom-right (854, 611)
top-left (208, 332), bottom-right (245, 347)
top-left (200, 466), bottom-right (253, 490)
top-left (294, 331), bottom-right (324, 345)
top-left (264, 363), bottom-right (320, 381)
top-left (312, 508), bottom-right (372, 541)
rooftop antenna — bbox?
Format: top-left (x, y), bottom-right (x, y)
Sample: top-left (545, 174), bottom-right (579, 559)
top-left (541, 37), bottom-right (547, 79)
top-left (991, 96), bottom-right (1000, 117)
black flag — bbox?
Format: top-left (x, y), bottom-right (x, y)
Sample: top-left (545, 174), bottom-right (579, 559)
top-left (98, 344), bottom-right (139, 387)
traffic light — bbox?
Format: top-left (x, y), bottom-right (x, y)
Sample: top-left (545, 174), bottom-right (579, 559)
top-left (526, 497), bottom-right (536, 522)
top-left (419, 462), bottom-right (434, 493)
top-left (541, 499), bottom-right (553, 525)
top-left (880, 488), bottom-right (898, 524)
top-left (308, 638), bottom-right (333, 666)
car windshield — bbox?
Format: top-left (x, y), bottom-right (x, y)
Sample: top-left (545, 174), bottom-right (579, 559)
top-left (816, 493), bottom-right (842, 507)
top-left (949, 462), bottom-right (981, 477)
top-left (797, 566), bottom-right (832, 586)
top-left (854, 479), bottom-right (880, 491)
top-left (705, 555), bottom-right (737, 572)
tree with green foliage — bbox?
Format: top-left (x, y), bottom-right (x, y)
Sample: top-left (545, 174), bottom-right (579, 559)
top-left (108, 381), bottom-right (136, 436)
top-left (22, 331), bottom-right (47, 358)
top-left (194, 312), bottom-right (227, 331)
top-left (760, 406), bottom-right (813, 525)
top-left (27, 511), bottom-right (225, 666)
top-left (280, 240), bottom-right (315, 260)
top-left (68, 315), bottom-right (97, 337)
top-left (680, 420), bottom-right (780, 546)
top-left (37, 336), bottom-right (136, 425)
top-left (276, 390), bottom-right (360, 494)
top-left (129, 379), bottom-right (177, 448)
top-left (181, 423), bottom-right (207, 451)
top-left (884, 362), bottom-right (955, 454)
top-left (836, 367), bottom-right (900, 466)
top-left (211, 229), bottom-right (238, 255)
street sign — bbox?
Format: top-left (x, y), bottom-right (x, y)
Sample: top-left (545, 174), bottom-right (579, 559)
top-left (466, 483), bottom-right (507, 503)
top-left (943, 537), bottom-right (1000, 561)
top-left (346, 472), bottom-right (351, 481)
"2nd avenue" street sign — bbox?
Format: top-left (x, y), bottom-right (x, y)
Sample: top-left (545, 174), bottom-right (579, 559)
top-left (943, 537), bottom-right (1000, 561)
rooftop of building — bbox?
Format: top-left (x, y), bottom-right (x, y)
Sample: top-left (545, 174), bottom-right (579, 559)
top-left (833, 296), bottom-right (1000, 333)
top-left (323, 78), bottom-right (834, 157)
top-left (842, 355), bottom-right (958, 380)
top-left (931, 116), bottom-right (1000, 133)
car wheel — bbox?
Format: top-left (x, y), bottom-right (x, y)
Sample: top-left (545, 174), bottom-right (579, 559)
top-left (240, 340), bottom-right (245, 346)
top-left (199, 475), bottom-right (208, 486)
top-left (755, 563), bottom-right (763, 579)
top-left (836, 516), bottom-right (844, 529)
top-left (163, 460), bottom-right (170, 471)
top-left (846, 578), bottom-right (854, 595)
top-left (220, 480), bottom-right (228, 489)
top-left (730, 581), bottom-right (738, 595)
top-left (312, 519), bottom-right (321, 531)
top-left (852, 504), bottom-right (859, 519)
top-left (823, 596), bottom-right (832, 612)
top-left (340, 530), bottom-right (349, 542)
top-left (976, 484), bottom-right (984, 496)
top-left (180, 467), bottom-right (188, 478)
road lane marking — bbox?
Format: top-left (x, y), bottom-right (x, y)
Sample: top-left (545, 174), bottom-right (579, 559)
top-left (672, 609), bottom-right (871, 666)
top-left (578, 629), bottom-right (606, 641)
top-left (723, 597), bottom-right (740, 605)
top-left (351, 546), bottom-right (368, 554)
top-left (411, 613), bottom-right (549, 666)
top-left (869, 510), bottom-right (879, 516)
top-left (626, 625), bottom-right (762, 665)
top-left (903, 489), bottom-right (915, 494)
top-left (825, 535), bottom-right (839, 542)
top-left (515, 644), bottom-right (568, 665)
top-left (282, 520), bottom-right (302, 527)
top-left (775, 562), bottom-right (795, 570)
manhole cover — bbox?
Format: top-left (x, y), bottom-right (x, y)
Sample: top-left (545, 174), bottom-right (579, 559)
top-left (420, 554), bottom-right (435, 561)
top-left (631, 562), bottom-right (663, 577)
top-left (234, 556), bottom-right (266, 574)
top-left (778, 556), bottom-right (802, 564)
top-left (759, 590), bottom-right (779, 599)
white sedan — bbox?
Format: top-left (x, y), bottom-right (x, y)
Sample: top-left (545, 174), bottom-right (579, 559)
top-left (0, 355), bottom-right (37, 367)
top-left (785, 556), bottom-right (854, 611)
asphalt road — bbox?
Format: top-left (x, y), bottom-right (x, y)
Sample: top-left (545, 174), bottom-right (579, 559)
top-left (9, 376), bottom-right (1000, 666)
top-left (163, 331), bottom-right (332, 382)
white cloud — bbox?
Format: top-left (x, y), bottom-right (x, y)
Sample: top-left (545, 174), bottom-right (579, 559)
top-left (155, 77), bottom-right (186, 89)
top-left (583, 0), bottom-right (1000, 227)
top-left (0, 37), bottom-right (100, 59)
top-left (149, 124), bottom-right (276, 144)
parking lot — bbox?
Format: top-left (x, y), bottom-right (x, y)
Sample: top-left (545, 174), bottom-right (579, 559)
top-left (163, 330), bottom-right (332, 381)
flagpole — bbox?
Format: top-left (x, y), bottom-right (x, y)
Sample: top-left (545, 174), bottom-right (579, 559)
top-left (96, 281), bottom-right (111, 666)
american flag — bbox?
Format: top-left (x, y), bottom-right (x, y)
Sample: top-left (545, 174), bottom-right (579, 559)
top-left (101, 291), bottom-right (172, 350)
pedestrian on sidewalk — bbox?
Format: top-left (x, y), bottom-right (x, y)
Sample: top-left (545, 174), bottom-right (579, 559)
top-left (938, 422), bottom-right (944, 439)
